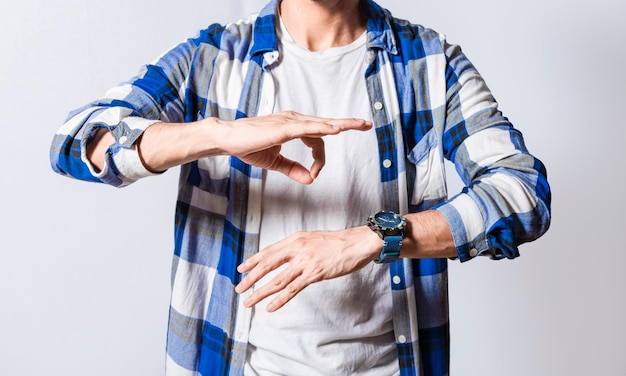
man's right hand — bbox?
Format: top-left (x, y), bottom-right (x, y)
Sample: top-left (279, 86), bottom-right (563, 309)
top-left (88, 111), bottom-right (372, 184)
top-left (219, 112), bottom-right (372, 184)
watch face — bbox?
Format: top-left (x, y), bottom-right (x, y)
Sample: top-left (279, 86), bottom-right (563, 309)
top-left (374, 211), bottom-right (403, 228)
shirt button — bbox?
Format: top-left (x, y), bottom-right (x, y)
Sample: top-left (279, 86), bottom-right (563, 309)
top-left (118, 136), bottom-right (128, 144)
top-left (469, 248), bottom-right (479, 257)
top-left (392, 276), bottom-right (402, 285)
top-left (398, 335), bottom-right (407, 344)
top-left (374, 102), bottom-right (384, 111)
top-left (382, 159), bottom-right (392, 168)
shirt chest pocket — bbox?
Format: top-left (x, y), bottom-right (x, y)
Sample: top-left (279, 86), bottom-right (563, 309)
top-left (407, 131), bottom-right (448, 208)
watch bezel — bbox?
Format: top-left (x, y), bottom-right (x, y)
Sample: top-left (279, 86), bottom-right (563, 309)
top-left (368, 211), bottom-right (406, 236)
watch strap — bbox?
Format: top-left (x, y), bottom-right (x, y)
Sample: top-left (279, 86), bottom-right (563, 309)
top-left (374, 234), bottom-right (403, 263)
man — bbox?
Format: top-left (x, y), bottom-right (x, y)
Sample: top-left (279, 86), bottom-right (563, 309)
top-left (50, 0), bottom-right (551, 374)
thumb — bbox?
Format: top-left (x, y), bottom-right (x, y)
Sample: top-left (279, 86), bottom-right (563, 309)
top-left (270, 154), bottom-right (316, 185)
top-left (300, 137), bottom-right (325, 180)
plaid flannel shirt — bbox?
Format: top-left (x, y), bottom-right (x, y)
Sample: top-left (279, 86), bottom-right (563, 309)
top-left (50, 1), bottom-right (551, 375)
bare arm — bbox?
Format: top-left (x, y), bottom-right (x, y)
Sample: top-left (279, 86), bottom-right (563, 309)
top-left (86, 112), bottom-right (372, 184)
top-left (401, 210), bottom-right (457, 259)
top-left (235, 209), bottom-right (456, 312)
top-left (85, 128), bottom-right (115, 172)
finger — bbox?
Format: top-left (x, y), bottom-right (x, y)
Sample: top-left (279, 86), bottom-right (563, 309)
top-left (283, 111), bottom-right (372, 129)
top-left (243, 268), bottom-right (300, 309)
top-left (284, 117), bottom-right (372, 138)
top-left (237, 255), bottom-right (259, 274)
top-left (235, 256), bottom-right (278, 295)
top-left (269, 154), bottom-right (316, 185)
top-left (235, 256), bottom-right (260, 294)
top-left (265, 276), bottom-right (308, 312)
top-left (301, 137), bottom-right (325, 179)
top-left (236, 241), bottom-right (290, 294)
top-left (323, 118), bottom-right (373, 132)
top-left (278, 111), bottom-right (335, 124)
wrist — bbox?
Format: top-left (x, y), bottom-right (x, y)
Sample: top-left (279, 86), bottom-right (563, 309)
top-left (203, 117), bottom-right (233, 156)
top-left (359, 225), bottom-right (385, 262)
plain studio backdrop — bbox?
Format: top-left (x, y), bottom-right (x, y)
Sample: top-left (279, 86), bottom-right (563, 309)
top-left (1, 0), bottom-right (624, 375)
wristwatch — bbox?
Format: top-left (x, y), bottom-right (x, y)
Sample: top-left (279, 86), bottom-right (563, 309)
top-left (367, 211), bottom-right (406, 263)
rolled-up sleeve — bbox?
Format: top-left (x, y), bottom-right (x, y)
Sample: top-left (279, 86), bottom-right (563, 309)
top-left (50, 38), bottom-right (197, 187)
top-left (435, 40), bottom-right (551, 262)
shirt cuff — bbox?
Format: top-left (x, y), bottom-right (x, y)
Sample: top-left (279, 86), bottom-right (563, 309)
top-left (85, 117), bottom-right (163, 186)
top-left (436, 193), bottom-right (490, 262)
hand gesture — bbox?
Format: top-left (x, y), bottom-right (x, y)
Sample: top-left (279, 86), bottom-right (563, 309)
top-left (235, 226), bottom-right (382, 311)
top-left (218, 111), bottom-right (372, 184)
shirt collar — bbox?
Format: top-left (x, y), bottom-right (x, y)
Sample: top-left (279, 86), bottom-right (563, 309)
top-left (363, 0), bottom-right (399, 55)
top-left (249, 0), bottom-right (398, 58)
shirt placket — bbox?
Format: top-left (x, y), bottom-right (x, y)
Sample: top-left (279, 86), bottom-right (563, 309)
top-left (365, 48), bottom-right (422, 374)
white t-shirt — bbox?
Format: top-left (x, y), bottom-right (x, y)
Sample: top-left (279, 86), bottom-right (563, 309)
top-left (244, 19), bottom-right (399, 376)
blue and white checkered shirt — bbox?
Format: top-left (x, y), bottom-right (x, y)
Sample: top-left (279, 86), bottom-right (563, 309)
top-left (50, 1), bottom-right (551, 375)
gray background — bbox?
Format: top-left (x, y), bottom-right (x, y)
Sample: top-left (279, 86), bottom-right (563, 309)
top-left (1, 0), bottom-right (624, 374)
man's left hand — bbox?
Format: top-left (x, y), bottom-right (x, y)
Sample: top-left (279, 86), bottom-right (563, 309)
top-left (235, 226), bottom-right (382, 312)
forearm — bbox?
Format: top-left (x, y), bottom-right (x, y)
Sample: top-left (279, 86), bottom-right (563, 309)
top-left (85, 113), bottom-right (373, 184)
top-left (401, 210), bottom-right (457, 259)
top-left (85, 128), bottom-right (114, 172)
top-left (85, 119), bottom-right (221, 173)
top-left (134, 119), bottom-right (224, 172)
top-left (357, 210), bottom-right (457, 261)
top-left (236, 211), bottom-right (457, 310)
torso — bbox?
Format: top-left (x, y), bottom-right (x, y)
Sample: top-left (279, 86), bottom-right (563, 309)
top-left (244, 19), bottom-right (399, 376)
